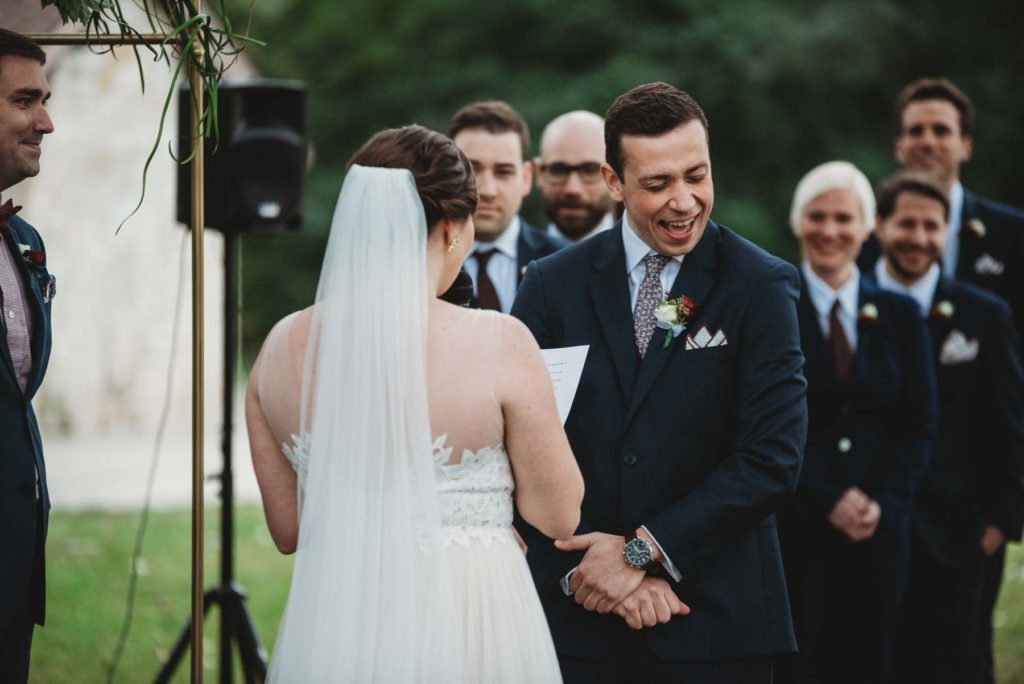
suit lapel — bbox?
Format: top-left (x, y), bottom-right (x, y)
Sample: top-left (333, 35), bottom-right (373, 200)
top-left (853, 279), bottom-right (882, 387)
top-left (0, 225), bottom-right (23, 389)
top-left (797, 276), bottom-right (834, 386)
top-left (626, 222), bottom-right (719, 424)
top-left (956, 191), bottom-right (980, 281)
top-left (587, 224), bottom-right (637, 400)
top-left (517, 219), bottom-right (541, 283)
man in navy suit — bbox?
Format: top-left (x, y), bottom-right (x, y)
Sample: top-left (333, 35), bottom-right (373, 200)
top-left (857, 78), bottom-right (1024, 682)
top-left (446, 100), bottom-right (566, 313)
top-left (779, 161), bottom-right (937, 684)
top-left (869, 171), bottom-right (1024, 683)
top-left (0, 29), bottom-right (55, 684)
top-left (512, 82), bottom-right (807, 683)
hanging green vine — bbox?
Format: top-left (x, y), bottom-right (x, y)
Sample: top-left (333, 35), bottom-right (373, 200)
top-left (41, 0), bottom-right (263, 231)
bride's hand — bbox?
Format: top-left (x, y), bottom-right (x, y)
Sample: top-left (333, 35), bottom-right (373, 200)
top-left (613, 577), bottom-right (691, 630)
top-left (556, 532), bottom-right (645, 613)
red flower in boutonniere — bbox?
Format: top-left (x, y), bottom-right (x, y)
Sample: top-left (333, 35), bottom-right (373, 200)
top-left (18, 244), bottom-right (46, 267)
top-left (654, 294), bottom-right (698, 348)
top-left (929, 300), bottom-right (955, 322)
top-left (857, 303), bottom-right (879, 328)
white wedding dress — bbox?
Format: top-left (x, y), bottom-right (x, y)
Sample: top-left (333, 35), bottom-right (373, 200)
top-left (279, 429), bottom-right (562, 682)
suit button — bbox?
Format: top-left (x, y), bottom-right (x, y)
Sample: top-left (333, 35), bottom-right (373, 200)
top-left (837, 438), bottom-right (852, 453)
top-left (623, 452), bottom-right (638, 466)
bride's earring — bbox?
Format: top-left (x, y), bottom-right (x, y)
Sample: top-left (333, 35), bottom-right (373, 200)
top-left (447, 236), bottom-right (460, 253)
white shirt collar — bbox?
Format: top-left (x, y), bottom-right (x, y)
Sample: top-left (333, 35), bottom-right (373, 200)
top-left (474, 215), bottom-right (521, 258)
top-left (802, 261), bottom-right (860, 321)
top-left (622, 212), bottom-right (684, 273)
top-left (948, 181), bottom-right (964, 232)
top-left (547, 212), bottom-right (614, 242)
top-left (874, 259), bottom-right (941, 316)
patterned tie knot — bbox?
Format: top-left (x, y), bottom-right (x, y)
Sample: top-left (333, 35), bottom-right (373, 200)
top-left (643, 253), bottom-right (671, 276)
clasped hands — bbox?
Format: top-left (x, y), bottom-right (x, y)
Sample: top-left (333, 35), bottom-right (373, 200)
top-left (828, 487), bottom-right (881, 542)
top-left (555, 532), bottom-right (690, 630)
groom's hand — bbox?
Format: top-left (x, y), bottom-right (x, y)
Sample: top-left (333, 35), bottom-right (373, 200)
top-left (556, 532), bottom-right (645, 613)
top-left (614, 577), bottom-right (691, 630)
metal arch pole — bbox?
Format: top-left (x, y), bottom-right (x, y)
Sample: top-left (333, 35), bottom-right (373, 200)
top-left (30, 23), bottom-right (209, 684)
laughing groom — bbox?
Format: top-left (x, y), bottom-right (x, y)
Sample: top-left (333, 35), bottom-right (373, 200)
top-left (512, 82), bottom-right (807, 683)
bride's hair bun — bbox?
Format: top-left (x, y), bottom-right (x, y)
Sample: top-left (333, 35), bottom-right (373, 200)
top-left (348, 125), bottom-right (478, 229)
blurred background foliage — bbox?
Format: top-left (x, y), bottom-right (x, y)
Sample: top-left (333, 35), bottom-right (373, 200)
top-left (222, 0), bottom-right (1024, 363)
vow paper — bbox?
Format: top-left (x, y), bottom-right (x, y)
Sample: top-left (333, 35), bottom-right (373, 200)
top-left (541, 346), bottom-right (589, 425)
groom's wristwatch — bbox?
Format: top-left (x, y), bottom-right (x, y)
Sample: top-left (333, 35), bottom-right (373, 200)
top-left (624, 532), bottom-right (657, 571)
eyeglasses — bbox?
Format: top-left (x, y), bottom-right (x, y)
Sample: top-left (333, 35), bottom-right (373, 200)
top-left (537, 161), bottom-right (603, 184)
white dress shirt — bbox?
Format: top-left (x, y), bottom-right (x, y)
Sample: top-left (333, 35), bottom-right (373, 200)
top-left (464, 216), bottom-right (521, 314)
top-left (802, 262), bottom-right (860, 352)
top-left (546, 212), bottom-right (614, 243)
top-left (944, 181), bottom-right (964, 276)
top-left (874, 260), bottom-right (940, 317)
top-left (622, 212), bottom-right (684, 310)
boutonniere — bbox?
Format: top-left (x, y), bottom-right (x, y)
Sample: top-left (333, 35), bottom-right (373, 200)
top-left (857, 303), bottom-right (879, 328)
top-left (18, 243), bottom-right (46, 268)
top-left (929, 300), bottom-right (955, 321)
top-left (962, 218), bottom-right (986, 239)
top-left (654, 294), bottom-right (697, 348)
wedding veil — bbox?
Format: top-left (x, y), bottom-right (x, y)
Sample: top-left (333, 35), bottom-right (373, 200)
top-left (267, 165), bottom-right (465, 682)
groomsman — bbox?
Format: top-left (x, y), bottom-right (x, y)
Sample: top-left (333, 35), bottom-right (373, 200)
top-left (513, 82), bottom-right (806, 683)
top-left (856, 77), bottom-right (1024, 683)
top-left (779, 161), bottom-right (937, 684)
top-left (0, 29), bottom-right (56, 683)
top-left (870, 171), bottom-right (1024, 683)
top-left (447, 100), bottom-right (565, 312)
top-left (535, 110), bottom-right (615, 242)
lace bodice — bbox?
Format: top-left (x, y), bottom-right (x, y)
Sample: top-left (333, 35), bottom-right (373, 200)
top-left (282, 433), bottom-right (516, 547)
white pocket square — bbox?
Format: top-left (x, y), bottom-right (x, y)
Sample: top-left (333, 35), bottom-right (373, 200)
top-left (939, 330), bottom-right (979, 365)
top-left (685, 326), bottom-right (729, 350)
top-left (974, 253), bottom-right (1005, 276)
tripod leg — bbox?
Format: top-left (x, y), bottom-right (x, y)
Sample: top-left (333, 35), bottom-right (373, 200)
top-left (153, 589), bottom-right (219, 684)
top-left (230, 592), bottom-right (269, 683)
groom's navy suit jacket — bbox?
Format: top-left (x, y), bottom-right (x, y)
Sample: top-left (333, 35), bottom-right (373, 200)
top-left (511, 220), bottom-right (807, 662)
top-left (0, 214), bottom-right (53, 631)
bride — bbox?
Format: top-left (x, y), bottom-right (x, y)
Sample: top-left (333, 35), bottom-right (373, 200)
top-left (245, 124), bottom-right (584, 682)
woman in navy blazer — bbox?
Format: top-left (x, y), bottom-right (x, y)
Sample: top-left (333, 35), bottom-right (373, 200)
top-left (777, 162), bottom-right (938, 684)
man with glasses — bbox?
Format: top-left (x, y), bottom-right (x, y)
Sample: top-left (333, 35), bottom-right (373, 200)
top-left (536, 110), bottom-right (616, 243)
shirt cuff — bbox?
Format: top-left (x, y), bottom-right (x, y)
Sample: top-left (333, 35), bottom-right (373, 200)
top-left (560, 566), bottom-right (578, 597)
top-left (641, 525), bottom-right (682, 582)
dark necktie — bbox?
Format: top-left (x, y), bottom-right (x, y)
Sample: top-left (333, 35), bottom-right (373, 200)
top-left (633, 254), bottom-right (671, 357)
top-left (828, 300), bottom-right (854, 385)
top-left (473, 249), bottom-right (502, 311)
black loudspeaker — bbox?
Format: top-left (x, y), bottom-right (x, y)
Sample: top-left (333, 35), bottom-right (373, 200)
top-left (176, 79), bottom-right (307, 234)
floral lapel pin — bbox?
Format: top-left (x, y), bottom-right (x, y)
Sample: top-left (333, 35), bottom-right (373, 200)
top-left (18, 243), bottom-right (46, 268)
top-left (654, 294), bottom-right (697, 348)
top-left (963, 218), bottom-right (986, 239)
top-left (929, 300), bottom-right (955, 322)
top-left (857, 302), bottom-right (879, 328)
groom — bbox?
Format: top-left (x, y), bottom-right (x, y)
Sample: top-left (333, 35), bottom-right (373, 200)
top-left (512, 82), bottom-right (807, 682)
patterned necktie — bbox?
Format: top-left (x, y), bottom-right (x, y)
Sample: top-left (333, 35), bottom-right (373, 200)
top-left (828, 299), bottom-right (854, 385)
top-left (633, 253), bottom-right (671, 357)
top-left (473, 249), bottom-right (502, 311)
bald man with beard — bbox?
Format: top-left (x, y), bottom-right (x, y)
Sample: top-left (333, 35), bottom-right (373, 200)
top-left (536, 111), bottom-right (616, 243)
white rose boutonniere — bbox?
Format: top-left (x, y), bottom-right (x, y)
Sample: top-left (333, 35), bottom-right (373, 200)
top-left (654, 294), bottom-right (698, 348)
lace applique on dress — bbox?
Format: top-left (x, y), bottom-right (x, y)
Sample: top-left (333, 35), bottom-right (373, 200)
top-left (281, 433), bottom-right (311, 489)
top-left (432, 434), bottom-right (516, 547)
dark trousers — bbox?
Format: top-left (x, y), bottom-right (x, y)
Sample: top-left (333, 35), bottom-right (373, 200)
top-left (559, 630), bottom-right (773, 684)
top-left (779, 519), bottom-right (908, 684)
top-left (0, 500), bottom-right (44, 684)
top-left (977, 545), bottom-right (1006, 684)
top-left (892, 532), bottom-right (985, 683)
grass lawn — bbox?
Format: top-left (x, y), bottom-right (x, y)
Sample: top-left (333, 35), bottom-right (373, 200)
top-left (28, 505), bottom-right (1024, 682)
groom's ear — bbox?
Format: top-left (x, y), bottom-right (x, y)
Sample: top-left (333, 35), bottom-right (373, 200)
top-left (602, 162), bottom-right (625, 203)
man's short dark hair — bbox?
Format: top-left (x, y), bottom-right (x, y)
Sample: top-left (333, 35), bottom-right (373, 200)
top-left (876, 170), bottom-right (950, 222)
top-left (604, 82), bottom-right (709, 179)
top-left (446, 100), bottom-right (531, 161)
top-left (0, 29), bottom-right (47, 71)
top-left (896, 78), bottom-right (974, 138)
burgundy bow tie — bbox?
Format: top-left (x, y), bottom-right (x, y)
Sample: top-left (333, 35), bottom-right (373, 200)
top-left (0, 199), bottom-right (22, 230)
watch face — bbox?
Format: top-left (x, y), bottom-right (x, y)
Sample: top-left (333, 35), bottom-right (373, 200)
top-left (625, 538), bottom-right (653, 567)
